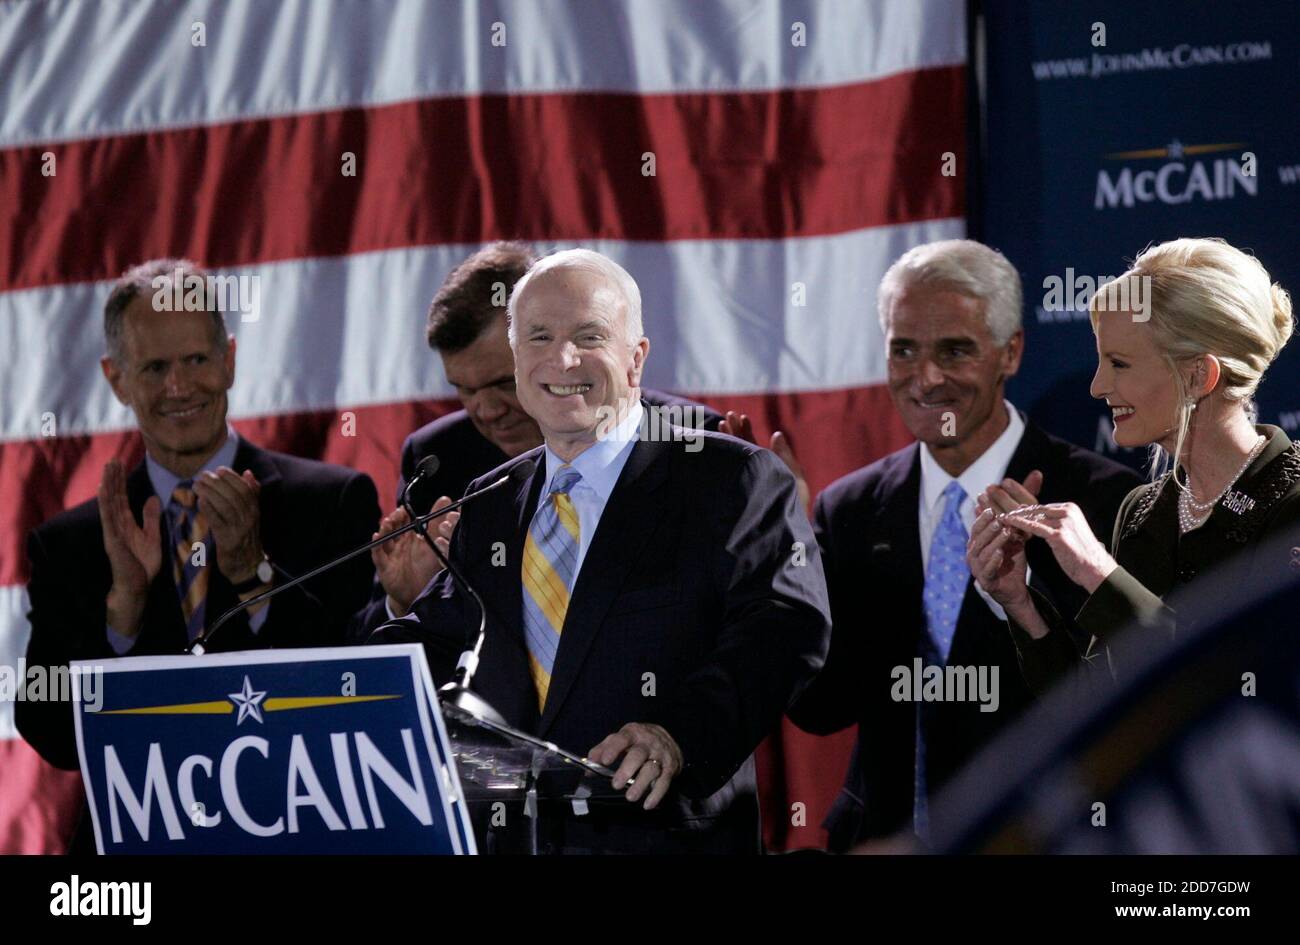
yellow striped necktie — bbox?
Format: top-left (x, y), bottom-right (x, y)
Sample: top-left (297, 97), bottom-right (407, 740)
top-left (170, 484), bottom-right (211, 642)
top-left (521, 465), bottom-right (582, 709)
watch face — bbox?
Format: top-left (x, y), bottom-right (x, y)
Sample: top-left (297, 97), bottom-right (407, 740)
top-left (256, 559), bottom-right (273, 583)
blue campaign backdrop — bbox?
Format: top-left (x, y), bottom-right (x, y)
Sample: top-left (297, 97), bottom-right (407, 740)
top-left (74, 646), bottom-right (474, 855)
top-left (978, 0), bottom-right (1300, 468)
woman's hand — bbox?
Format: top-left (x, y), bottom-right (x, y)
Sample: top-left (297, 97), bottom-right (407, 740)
top-left (1000, 502), bottom-right (1117, 595)
top-left (968, 503), bottom-right (1031, 611)
top-left (981, 470), bottom-right (1044, 517)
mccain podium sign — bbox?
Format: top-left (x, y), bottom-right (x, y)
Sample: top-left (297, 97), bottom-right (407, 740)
top-left (71, 645), bottom-right (476, 854)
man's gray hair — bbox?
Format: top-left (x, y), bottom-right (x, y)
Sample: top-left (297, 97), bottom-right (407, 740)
top-left (506, 248), bottom-right (644, 347)
top-left (877, 239), bottom-right (1023, 345)
top-left (103, 258), bottom-right (229, 365)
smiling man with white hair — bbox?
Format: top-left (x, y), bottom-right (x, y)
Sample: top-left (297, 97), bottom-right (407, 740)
top-left (373, 247), bottom-right (831, 854)
top-left (349, 244), bottom-right (722, 634)
top-left (785, 238), bottom-right (1140, 850)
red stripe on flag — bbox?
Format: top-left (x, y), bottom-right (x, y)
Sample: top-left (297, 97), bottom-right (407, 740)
top-left (0, 740), bottom-right (83, 854)
top-left (2, 68), bottom-right (965, 292)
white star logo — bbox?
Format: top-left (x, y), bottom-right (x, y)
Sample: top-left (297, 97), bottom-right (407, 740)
top-left (1167, 139), bottom-right (1185, 159)
top-left (228, 676), bottom-right (267, 725)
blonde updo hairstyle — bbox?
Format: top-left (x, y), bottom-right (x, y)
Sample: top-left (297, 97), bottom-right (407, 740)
top-left (1090, 237), bottom-right (1293, 483)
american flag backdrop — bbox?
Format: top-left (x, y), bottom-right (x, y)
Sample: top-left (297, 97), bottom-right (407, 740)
top-left (0, 0), bottom-right (966, 853)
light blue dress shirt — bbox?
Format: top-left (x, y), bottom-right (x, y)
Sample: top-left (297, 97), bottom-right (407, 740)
top-left (537, 400), bottom-right (643, 582)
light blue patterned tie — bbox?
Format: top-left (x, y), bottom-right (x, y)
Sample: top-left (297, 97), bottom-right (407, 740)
top-left (915, 480), bottom-right (970, 839)
top-left (923, 481), bottom-right (969, 662)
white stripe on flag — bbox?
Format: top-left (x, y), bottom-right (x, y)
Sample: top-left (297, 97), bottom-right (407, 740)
top-left (0, 0), bottom-right (966, 148)
top-left (0, 218), bottom-right (963, 442)
top-left (0, 584), bottom-right (31, 740)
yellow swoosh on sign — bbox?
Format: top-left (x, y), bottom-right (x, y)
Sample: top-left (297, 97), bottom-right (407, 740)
top-left (265, 696), bottom-right (401, 711)
top-left (96, 695), bottom-right (401, 715)
top-left (99, 701), bottom-right (233, 715)
top-left (1104, 142), bottom-right (1247, 160)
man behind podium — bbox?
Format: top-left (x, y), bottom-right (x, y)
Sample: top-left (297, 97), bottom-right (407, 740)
top-left (18, 259), bottom-right (380, 772)
top-left (374, 249), bottom-right (830, 853)
top-left (352, 243), bottom-right (721, 639)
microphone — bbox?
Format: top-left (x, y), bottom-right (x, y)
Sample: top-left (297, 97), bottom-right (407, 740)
top-left (400, 454), bottom-right (443, 555)
top-left (400, 454), bottom-right (441, 524)
top-left (187, 458), bottom-right (537, 656)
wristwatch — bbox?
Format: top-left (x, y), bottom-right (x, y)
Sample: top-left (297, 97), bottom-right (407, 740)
top-left (231, 553), bottom-right (274, 594)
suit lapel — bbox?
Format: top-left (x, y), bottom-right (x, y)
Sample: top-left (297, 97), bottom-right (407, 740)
top-left (1002, 414), bottom-right (1051, 490)
top-left (883, 446), bottom-right (926, 658)
top-left (500, 454), bottom-right (547, 655)
top-left (874, 447), bottom-right (926, 783)
top-left (232, 438), bottom-right (283, 491)
top-left (537, 437), bottom-right (671, 736)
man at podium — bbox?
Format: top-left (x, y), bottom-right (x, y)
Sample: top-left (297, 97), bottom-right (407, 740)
top-left (373, 249), bottom-right (831, 853)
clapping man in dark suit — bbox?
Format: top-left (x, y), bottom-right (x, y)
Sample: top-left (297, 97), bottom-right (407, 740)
top-left (354, 242), bottom-right (721, 635)
top-left (373, 249), bottom-right (830, 853)
top-left (783, 240), bottom-right (1140, 850)
top-left (18, 259), bottom-right (380, 772)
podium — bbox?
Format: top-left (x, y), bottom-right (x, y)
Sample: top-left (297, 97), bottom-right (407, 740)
top-left (439, 696), bottom-right (622, 855)
top-left (71, 644), bottom-right (618, 854)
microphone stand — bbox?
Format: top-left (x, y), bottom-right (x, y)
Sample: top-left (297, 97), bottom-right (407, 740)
top-left (400, 471), bottom-right (509, 728)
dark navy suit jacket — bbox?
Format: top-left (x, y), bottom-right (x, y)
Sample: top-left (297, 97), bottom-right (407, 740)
top-left (373, 428), bottom-right (830, 853)
top-left (788, 418), bottom-right (1140, 850)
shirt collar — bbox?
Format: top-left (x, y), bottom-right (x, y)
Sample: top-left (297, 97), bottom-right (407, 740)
top-left (542, 400), bottom-right (643, 502)
top-left (146, 425), bottom-right (241, 505)
top-left (919, 401), bottom-right (1026, 514)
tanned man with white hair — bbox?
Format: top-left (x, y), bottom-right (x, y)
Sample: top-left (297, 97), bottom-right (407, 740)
top-left (783, 239), bottom-right (1139, 850)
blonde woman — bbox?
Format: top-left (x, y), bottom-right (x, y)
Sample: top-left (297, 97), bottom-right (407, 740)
top-left (968, 237), bottom-right (1299, 691)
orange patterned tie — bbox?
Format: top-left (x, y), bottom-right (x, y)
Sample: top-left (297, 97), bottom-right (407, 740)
top-left (170, 483), bottom-right (211, 641)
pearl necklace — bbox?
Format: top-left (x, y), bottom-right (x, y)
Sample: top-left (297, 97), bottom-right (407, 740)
top-left (1177, 435), bottom-right (1266, 533)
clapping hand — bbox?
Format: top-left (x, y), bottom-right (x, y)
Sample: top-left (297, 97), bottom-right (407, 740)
top-left (999, 502), bottom-right (1116, 595)
top-left (192, 467), bottom-right (264, 584)
top-left (967, 470), bottom-right (1042, 615)
top-left (99, 460), bottom-right (162, 638)
top-left (371, 497), bottom-right (458, 616)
